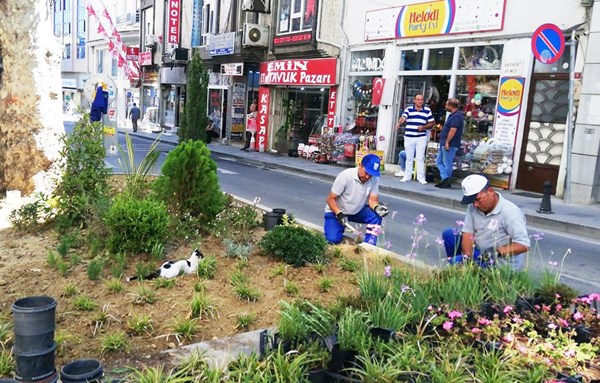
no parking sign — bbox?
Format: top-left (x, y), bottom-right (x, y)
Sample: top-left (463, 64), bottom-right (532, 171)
top-left (531, 23), bottom-right (565, 64)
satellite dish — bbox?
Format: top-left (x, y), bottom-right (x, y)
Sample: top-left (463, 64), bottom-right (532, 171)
top-left (83, 74), bottom-right (117, 105)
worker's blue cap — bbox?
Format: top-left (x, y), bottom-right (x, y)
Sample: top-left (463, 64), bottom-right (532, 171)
top-left (361, 154), bottom-right (381, 177)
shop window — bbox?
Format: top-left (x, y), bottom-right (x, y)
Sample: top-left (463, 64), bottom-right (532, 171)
top-left (459, 45), bottom-right (503, 70)
top-left (346, 76), bottom-right (379, 136)
top-left (455, 75), bottom-right (499, 138)
top-left (428, 47), bottom-right (454, 70)
top-left (400, 49), bottom-right (424, 71)
top-left (63, 43), bottom-right (71, 60)
top-left (350, 49), bottom-right (385, 72)
top-left (277, 0), bottom-right (315, 34)
top-left (534, 47), bottom-right (571, 74)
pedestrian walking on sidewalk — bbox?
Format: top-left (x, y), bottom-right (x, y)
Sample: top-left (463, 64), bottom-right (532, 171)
top-left (395, 94), bottom-right (435, 185)
top-left (435, 98), bottom-right (464, 188)
top-left (441, 174), bottom-right (530, 270)
top-left (324, 154), bottom-right (389, 245)
top-left (129, 103), bottom-right (141, 132)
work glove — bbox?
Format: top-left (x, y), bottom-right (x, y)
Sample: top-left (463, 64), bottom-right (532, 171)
top-left (374, 204), bottom-right (389, 218)
top-left (336, 212), bottom-right (348, 226)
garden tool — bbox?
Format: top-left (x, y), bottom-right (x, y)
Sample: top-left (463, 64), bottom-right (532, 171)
top-left (344, 222), bottom-right (363, 244)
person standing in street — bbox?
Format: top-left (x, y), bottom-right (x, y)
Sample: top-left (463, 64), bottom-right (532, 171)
top-left (435, 98), bottom-right (464, 188)
top-left (441, 174), bottom-right (530, 270)
top-left (324, 154), bottom-right (389, 245)
top-left (129, 103), bottom-right (141, 132)
top-left (394, 94), bottom-right (435, 184)
top-left (242, 100), bottom-right (258, 151)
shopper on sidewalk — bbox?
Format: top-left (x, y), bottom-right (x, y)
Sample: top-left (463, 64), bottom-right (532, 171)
top-left (441, 174), bottom-right (530, 270)
top-left (324, 154), bottom-right (388, 245)
top-left (129, 103), bottom-right (141, 132)
top-left (435, 98), bottom-right (464, 188)
top-left (394, 150), bottom-right (407, 177)
top-left (206, 118), bottom-right (220, 144)
top-left (395, 94), bottom-right (435, 184)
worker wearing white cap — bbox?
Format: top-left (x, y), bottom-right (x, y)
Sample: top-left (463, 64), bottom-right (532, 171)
top-left (441, 174), bottom-right (530, 270)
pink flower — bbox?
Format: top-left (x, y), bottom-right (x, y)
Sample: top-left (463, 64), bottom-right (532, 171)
top-left (385, 241), bottom-right (392, 249)
top-left (455, 220), bottom-right (465, 228)
top-left (442, 321), bottom-right (453, 331)
top-left (547, 323), bottom-right (557, 330)
top-left (589, 293), bottom-right (600, 301)
top-left (558, 318), bottom-right (569, 327)
top-left (471, 327), bottom-right (482, 334)
top-left (564, 349), bottom-right (576, 358)
top-left (512, 316), bottom-right (523, 324)
top-left (555, 304), bottom-right (562, 311)
top-left (503, 305), bottom-right (513, 314)
top-left (427, 305), bottom-right (434, 311)
top-left (542, 305), bottom-right (551, 312)
top-left (573, 312), bottom-right (584, 322)
top-left (478, 318), bottom-right (492, 326)
top-left (555, 293), bottom-right (561, 299)
top-left (448, 310), bottom-right (463, 320)
top-left (383, 266), bottom-right (391, 278)
top-left (502, 333), bottom-right (514, 343)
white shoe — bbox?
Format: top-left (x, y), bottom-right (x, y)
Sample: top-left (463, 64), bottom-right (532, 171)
top-left (418, 179), bottom-right (428, 185)
top-left (394, 171), bottom-right (405, 177)
top-left (400, 177), bottom-right (410, 182)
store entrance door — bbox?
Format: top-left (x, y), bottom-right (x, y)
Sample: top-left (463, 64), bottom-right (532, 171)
top-left (395, 76), bottom-right (449, 159)
top-left (515, 74), bottom-right (569, 194)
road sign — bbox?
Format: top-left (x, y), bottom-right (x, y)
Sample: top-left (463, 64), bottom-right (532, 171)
top-left (531, 23), bottom-right (565, 64)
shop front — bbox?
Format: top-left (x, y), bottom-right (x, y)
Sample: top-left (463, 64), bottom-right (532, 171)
top-left (159, 66), bottom-right (186, 131)
top-left (256, 58), bottom-right (339, 159)
top-left (140, 69), bottom-right (160, 132)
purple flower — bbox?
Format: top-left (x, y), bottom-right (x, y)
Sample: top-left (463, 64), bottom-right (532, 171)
top-left (547, 323), bottom-right (557, 330)
top-left (383, 266), bottom-right (392, 278)
top-left (564, 349), bottom-right (576, 358)
top-left (442, 321), bottom-right (453, 331)
top-left (558, 318), bottom-right (569, 327)
top-left (385, 241), bottom-right (392, 249)
top-left (478, 318), bottom-right (491, 326)
top-left (502, 333), bottom-right (514, 343)
top-left (448, 310), bottom-right (463, 320)
top-left (471, 327), bottom-right (482, 334)
top-left (414, 214), bottom-right (427, 226)
top-left (531, 231), bottom-right (544, 241)
top-left (455, 220), bottom-right (465, 228)
top-left (503, 305), bottom-right (513, 314)
top-left (573, 312), bottom-right (584, 322)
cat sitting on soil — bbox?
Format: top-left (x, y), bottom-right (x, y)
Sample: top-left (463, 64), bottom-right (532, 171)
top-left (127, 248), bottom-right (203, 281)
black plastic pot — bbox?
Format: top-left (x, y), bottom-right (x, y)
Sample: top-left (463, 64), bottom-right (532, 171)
top-left (307, 369), bottom-right (329, 383)
top-left (263, 212), bottom-right (281, 231)
top-left (0, 379), bottom-right (17, 383)
top-left (60, 359), bottom-right (104, 383)
top-left (574, 325), bottom-right (592, 344)
top-left (11, 296), bottom-right (57, 354)
top-left (13, 343), bottom-right (57, 382)
top-left (324, 372), bottom-right (361, 383)
top-left (327, 345), bottom-right (356, 374)
top-left (14, 369), bottom-right (58, 383)
top-left (556, 372), bottom-right (583, 382)
top-left (369, 327), bottom-right (397, 342)
top-left (272, 208), bottom-right (287, 224)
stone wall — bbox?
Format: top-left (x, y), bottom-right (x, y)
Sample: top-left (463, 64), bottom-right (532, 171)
top-left (0, 0), bottom-right (64, 196)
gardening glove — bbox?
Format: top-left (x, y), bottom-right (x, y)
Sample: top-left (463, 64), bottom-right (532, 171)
top-left (374, 204), bottom-right (389, 218)
top-left (336, 212), bottom-right (348, 226)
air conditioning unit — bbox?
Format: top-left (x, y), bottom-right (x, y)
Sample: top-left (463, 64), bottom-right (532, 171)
top-left (144, 34), bottom-right (156, 48)
top-left (243, 23), bottom-right (269, 48)
top-left (170, 48), bottom-right (189, 62)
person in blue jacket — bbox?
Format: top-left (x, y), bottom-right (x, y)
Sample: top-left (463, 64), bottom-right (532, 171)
top-left (90, 85), bottom-right (108, 122)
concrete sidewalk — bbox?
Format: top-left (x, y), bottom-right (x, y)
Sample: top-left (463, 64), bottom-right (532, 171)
top-left (121, 127), bottom-right (600, 241)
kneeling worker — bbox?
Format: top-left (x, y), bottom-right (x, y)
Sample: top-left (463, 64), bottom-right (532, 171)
top-left (324, 154), bottom-right (388, 245)
top-left (442, 174), bottom-right (530, 270)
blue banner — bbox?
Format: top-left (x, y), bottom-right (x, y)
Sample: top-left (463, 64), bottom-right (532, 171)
top-left (191, 0), bottom-right (202, 47)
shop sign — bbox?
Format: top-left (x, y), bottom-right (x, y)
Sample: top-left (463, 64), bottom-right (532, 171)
top-left (350, 50), bottom-right (385, 72)
top-left (125, 46), bottom-right (139, 61)
top-left (209, 32), bottom-right (235, 56)
top-left (273, 31), bottom-right (312, 46)
top-left (256, 86), bottom-right (270, 152)
top-left (493, 77), bottom-right (525, 146)
top-left (259, 58), bottom-right (337, 86)
top-left (139, 51), bottom-right (152, 66)
top-left (365, 0), bottom-right (505, 41)
top-left (327, 87), bottom-right (337, 128)
top-left (220, 63), bottom-right (244, 76)
top-left (62, 78), bottom-right (77, 89)
top-left (167, 0), bottom-right (181, 45)
top-left (142, 70), bottom-right (158, 84)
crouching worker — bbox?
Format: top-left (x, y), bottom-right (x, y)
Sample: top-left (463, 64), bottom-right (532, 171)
top-left (324, 154), bottom-right (389, 245)
top-left (442, 174), bottom-right (530, 270)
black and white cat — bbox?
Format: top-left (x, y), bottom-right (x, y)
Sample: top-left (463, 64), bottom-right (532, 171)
top-left (127, 248), bottom-right (204, 281)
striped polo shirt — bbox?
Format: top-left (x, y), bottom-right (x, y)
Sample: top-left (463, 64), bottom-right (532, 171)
top-left (401, 105), bottom-right (434, 138)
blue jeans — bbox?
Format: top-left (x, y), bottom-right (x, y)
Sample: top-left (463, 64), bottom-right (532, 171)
top-left (436, 146), bottom-right (458, 181)
top-left (442, 228), bottom-right (525, 270)
top-left (397, 150), bottom-right (406, 170)
top-left (324, 206), bottom-right (382, 245)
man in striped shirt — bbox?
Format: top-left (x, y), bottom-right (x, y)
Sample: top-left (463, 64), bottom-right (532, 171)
top-left (395, 94), bottom-right (435, 184)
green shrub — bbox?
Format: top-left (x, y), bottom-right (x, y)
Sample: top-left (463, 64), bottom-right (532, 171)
top-left (104, 195), bottom-right (169, 255)
top-left (212, 197), bottom-right (261, 243)
top-left (8, 193), bottom-right (56, 230)
top-left (259, 225), bottom-right (328, 267)
top-left (152, 140), bottom-right (224, 221)
top-left (53, 113), bottom-right (110, 228)
top-left (87, 258), bottom-right (104, 281)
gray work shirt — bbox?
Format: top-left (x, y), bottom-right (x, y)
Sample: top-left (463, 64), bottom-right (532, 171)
top-left (462, 192), bottom-right (530, 269)
top-left (325, 167), bottom-right (379, 215)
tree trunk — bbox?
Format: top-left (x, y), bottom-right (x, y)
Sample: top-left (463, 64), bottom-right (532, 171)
top-left (0, 0), bottom-right (64, 196)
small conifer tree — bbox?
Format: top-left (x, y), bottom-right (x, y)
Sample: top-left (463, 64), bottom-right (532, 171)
top-left (178, 53), bottom-right (209, 142)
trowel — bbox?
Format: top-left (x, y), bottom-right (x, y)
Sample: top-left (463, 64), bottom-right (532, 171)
top-left (344, 222), bottom-right (363, 244)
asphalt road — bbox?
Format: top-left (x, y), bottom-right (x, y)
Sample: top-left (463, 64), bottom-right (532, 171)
top-left (63, 121), bottom-right (600, 295)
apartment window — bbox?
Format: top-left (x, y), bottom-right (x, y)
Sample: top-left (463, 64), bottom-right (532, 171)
top-left (53, 0), bottom-right (62, 36)
top-left (63, 0), bottom-right (72, 36)
top-left (97, 50), bottom-right (104, 73)
top-left (277, 0), bottom-right (315, 34)
top-left (63, 43), bottom-right (71, 59)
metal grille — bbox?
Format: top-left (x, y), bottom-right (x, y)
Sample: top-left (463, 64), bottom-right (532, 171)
top-left (524, 80), bottom-right (569, 165)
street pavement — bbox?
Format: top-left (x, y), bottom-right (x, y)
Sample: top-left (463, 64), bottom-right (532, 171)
top-left (121, 126), bottom-right (600, 242)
